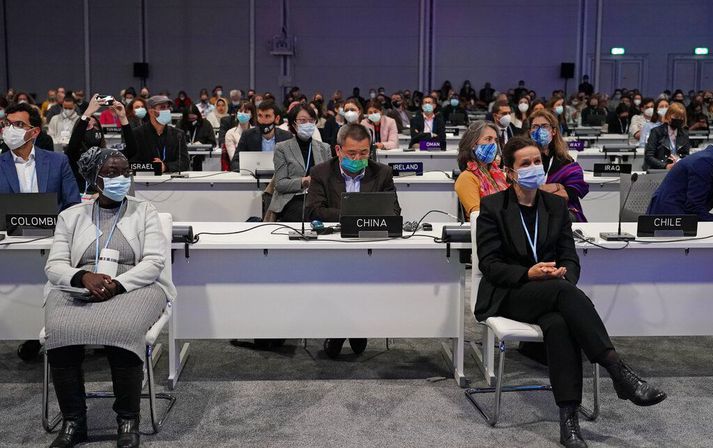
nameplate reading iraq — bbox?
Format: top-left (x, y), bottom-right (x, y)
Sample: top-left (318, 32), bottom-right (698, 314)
top-left (593, 163), bottom-right (632, 176)
top-left (389, 162), bottom-right (424, 176)
top-left (637, 214), bottom-right (698, 237)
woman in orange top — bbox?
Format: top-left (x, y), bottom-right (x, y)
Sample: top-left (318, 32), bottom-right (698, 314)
top-left (455, 120), bottom-right (509, 219)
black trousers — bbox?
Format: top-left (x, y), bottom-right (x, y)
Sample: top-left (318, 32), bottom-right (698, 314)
top-left (48, 345), bottom-right (143, 419)
top-left (498, 279), bottom-right (614, 405)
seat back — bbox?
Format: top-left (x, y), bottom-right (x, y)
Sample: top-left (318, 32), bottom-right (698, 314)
top-left (469, 211), bottom-right (480, 314)
top-left (157, 213), bottom-right (175, 302)
top-left (620, 171), bottom-right (668, 222)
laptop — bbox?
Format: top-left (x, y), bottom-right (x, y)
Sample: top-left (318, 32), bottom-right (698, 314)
top-left (339, 192), bottom-right (402, 238)
top-left (239, 151), bottom-right (275, 177)
top-left (0, 192), bottom-right (58, 235)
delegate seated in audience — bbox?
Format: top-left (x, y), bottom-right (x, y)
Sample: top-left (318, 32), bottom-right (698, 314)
top-left (0, 102), bottom-right (79, 210)
top-left (360, 99), bottom-right (399, 150)
top-left (581, 97), bottom-right (607, 126)
top-left (224, 101), bottom-right (256, 164)
top-left (606, 103), bottom-right (631, 134)
top-left (645, 102), bottom-right (690, 170)
top-left (230, 101), bottom-right (292, 172)
top-left (178, 104), bottom-right (216, 146)
top-left (126, 98), bottom-right (148, 129)
top-left (307, 123), bottom-right (400, 359)
top-left (529, 109), bottom-right (589, 222)
top-left (386, 92), bottom-right (411, 132)
top-left (491, 99), bottom-right (519, 147)
top-left (195, 89), bottom-right (214, 118)
top-left (547, 95), bottom-right (570, 135)
top-left (512, 96), bottom-right (530, 130)
top-left (269, 104), bottom-right (332, 222)
top-left (454, 120), bottom-right (508, 218)
top-left (629, 98), bottom-right (654, 145)
top-left (321, 100), bottom-right (346, 151)
top-left (207, 98), bottom-right (229, 129)
top-left (639, 98), bottom-right (669, 148)
top-left (174, 90), bottom-right (192, 114)
top-left (687, 101), bottom-right (710, 132)
top-left (441, 94), bottom-right (469, 126)
top-left (132, 95), bottom-right (190, 174)
top-left (44, 87), bottom-right (66, 123)
top-left (44, 147), bottom-right (176, 448)
top-left (409, 96), bottom-right (446, 149)
top-left (278, 101), bottom-right (323, 142)
top-left (648, 145), bottom-right (713, 220)
top-left (0, 97), bottom-right (55, 154)
top-left (476, 136), bottom-right (666, 448)
top-left (66, 95), bottom-right (138, 192)
top-left (48, 96), bottom-right (80, 146)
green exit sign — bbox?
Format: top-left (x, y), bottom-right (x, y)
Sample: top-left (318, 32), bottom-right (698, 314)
top-left (694, 47), bottom-right (709, 55)
top-left (610, 47), bottom-right (625, 55)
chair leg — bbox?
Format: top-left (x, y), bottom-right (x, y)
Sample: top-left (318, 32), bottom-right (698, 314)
top-left (143, 343), bottom-right (176, 435)
top-left (465, 340), bottom-right (553, 427)
top-left (579, 363), bottom-right (600, 422)
top-left (42, 350), bottom-right (62, 433)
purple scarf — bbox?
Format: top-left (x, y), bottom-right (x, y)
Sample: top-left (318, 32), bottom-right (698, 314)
top-left (547, 161), bottom-right (589, 222)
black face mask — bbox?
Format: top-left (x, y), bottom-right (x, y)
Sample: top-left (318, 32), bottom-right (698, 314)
top-left (84, 130), bottom-right (102, 148)
top-left (258, 123), bottom-right (275, 135)
top-left (392, 100), bottom-right (401, 108)
top-left (670, 118), bottom-right (684, 130)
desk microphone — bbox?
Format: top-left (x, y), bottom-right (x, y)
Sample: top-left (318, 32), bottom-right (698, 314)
top-left (600, 172), bottom-right (638, 241)
top-left (289, 145), bottom-right (317, 240)
top-left (171, 131), bottom-right (188, 178)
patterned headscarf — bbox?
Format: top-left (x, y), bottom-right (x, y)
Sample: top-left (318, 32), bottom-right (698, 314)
top-left (77, 146), bottom-right (127, 186)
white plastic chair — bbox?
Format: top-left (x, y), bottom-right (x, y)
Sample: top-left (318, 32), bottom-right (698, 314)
top-left (41, 213), bottom-right (176, 435)
top-left (466, 212), bottom-right (599, 426)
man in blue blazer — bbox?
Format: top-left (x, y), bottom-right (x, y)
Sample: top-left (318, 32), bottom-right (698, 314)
top-left (0, 103), bottom-right (80, 211)
top-left (648, 145), bottom-right (713, 221)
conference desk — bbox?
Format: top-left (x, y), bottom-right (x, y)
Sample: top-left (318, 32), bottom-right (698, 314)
top-left (581, 172), bottom-right (620, 222)
top-left (571, 147), bottom-right (645, 171)
top-left (376, 148), bottom-right (458, 172)
top-left (132, 171), bottom-right (459, 222)
top-left (398, 133), bottom-right (462, 144)
top-left (187, 144), bottom-right (222, 171)
top-left (168, 222), bottom-right (468, 388)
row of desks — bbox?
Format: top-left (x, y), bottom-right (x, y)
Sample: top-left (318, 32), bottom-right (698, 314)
top-left (2, 221), bottom-right (712, 389)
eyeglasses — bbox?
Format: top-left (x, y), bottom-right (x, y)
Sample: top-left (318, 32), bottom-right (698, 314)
top-left (295, 118), bottom-right (316, 125)
top-left (0, 120), bottom-right (33, 130)
top-left (530, 123), bottom-right (552, 132)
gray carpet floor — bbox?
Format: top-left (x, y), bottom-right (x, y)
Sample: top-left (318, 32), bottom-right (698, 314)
top-left (1, 282), bottom-right (711, 447)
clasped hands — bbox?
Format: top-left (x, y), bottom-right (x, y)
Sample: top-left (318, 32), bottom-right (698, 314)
top-left (527, 261), bottom-right (567, 281)
top-left (81, 272), bottom-right (119, 301)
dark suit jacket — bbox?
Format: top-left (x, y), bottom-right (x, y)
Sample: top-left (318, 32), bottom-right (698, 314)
top-left (441, 105), bottom-right (469, 126)
top-left (644, 123), bottom-right (691, 170)
top-left (177, 119), bottom-right (216, 146)
top-left (218, 114), bottom-right (236, 146)
top-left (648, 146), bottom-right (713, 221)
top-left (131, 123), bottom-right (190, 173)
top-left (474, 188), bottom-right (580, 321)
top-left (306, 157), bottom-right (401, 222)
top-left (230, 127), bottom-right (293, 171)
top-left (0, 147), bottom-right (80, 211)
top-left (409, 113), bottom-right (447, 149)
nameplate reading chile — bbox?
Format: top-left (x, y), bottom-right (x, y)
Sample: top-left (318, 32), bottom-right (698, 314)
top-left (637, 214), bottom-right (698, 237)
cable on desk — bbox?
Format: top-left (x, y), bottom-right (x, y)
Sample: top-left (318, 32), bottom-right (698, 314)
top-left (573, 233), bottom-right (630, 250)
top-left (0, 235), bottom-right (52, 246)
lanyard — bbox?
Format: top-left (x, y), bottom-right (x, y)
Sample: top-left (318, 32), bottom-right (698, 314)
top-left (304, 142), bottom-right (312, 175)
top-left (93, 200), bottom-right (125, 272)
top-left (155, 145), bottom-right (166, 161)
top-left (191, 127), bottom-right (198, 143)
top-left (519, 208), bottom-right (539, 263)
top-left (544, 157), bottom-right (554, 175)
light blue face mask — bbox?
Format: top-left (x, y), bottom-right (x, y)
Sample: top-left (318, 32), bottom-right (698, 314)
top-left (0, 109), bottom-right (5, 119)
top-left (99, 175), bottom-right (132, 202)
top-left (450, 99), bottom-right (459, 107)
top-left (237, 112), bottom-right (251, 124)
top-left (134, 107), bottom-right (147, 119)
top-left (297, 123), bottom-right (315, 141)
top-left (530, 127), bottom-right (552, 147)
top-left (422, 103), bottom-right (434, 114)
top-left (474, 143), bottom-right (497, 164)
top-left (156, 109), bottom-right (172, 125)
top-left (515, 164), bottom-right (546, 190)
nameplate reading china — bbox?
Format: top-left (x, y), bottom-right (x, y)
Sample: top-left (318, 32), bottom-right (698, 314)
top-left (340, 215), bottom-right (403, 238)
top-left (389, 162), bottom-right (424, 177)
top-left (6, 213), bottom-right (58, 236)
top-left (593, 163), bottom-right (632, 177)
top-left (568, 140), bottom-right (585, 151)
top-left (637, 214), bottom-right (698, 237)
top-left (419, 140), bottom-right (442, 151)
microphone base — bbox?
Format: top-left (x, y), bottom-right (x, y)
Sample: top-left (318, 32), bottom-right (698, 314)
top-left (288, 231), bottom-right (319, 240)
top-left (599, 232), bottom-right (636, 241)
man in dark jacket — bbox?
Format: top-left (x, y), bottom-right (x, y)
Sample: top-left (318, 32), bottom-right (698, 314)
top-left (230, 101), bottom-right (291, 172)
top-left (131, 95), bottom-right (189, 173)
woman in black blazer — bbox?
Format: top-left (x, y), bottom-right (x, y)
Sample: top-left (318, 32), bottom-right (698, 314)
top-left (644, 102), bottom-right (690, 170)
top-left (476, 136), bottom-right (666, 447)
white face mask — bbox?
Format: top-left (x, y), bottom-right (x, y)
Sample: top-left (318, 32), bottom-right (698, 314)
top-left (644, 107), bottom-right (654, 118)
top-left (518, 103), bottom-right (529, 113)
top-left (344, 110), bottom-right (359, 124)
top-left (499, 114), bottom-right (511, 128)
top-left (368, 113), bottom-right (381, 123)
top-left (3, 125), bottom-right (32, 150)
top-left (657, 107), bottom-right (668, 117)
top-left (634, 99), bottom-right (642, 106)
top-left (62, 109), bottom-right (75, 118)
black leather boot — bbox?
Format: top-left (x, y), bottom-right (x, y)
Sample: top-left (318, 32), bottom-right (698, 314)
top-left (49, 366), bottom-right (88, 447)
top-left (607, 361), bottom-right (667, 406)
top-left (559, 405), bottom-right (587, 448)
top-left (116, 417), bottom-right (140, 448)
top-left (348, 338), bottom-right (368, 355)
top-left (110, 365), bottom-right (143, 447)
top-left (323, 339), bottom-right (346, 358)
